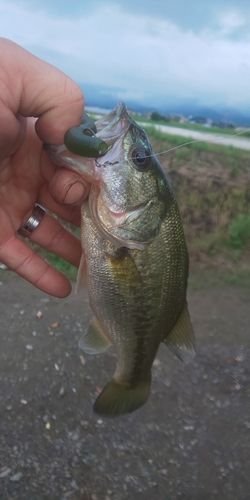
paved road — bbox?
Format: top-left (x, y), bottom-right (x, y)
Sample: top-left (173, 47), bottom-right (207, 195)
top-left (142, 122), bottom-right (250, 151)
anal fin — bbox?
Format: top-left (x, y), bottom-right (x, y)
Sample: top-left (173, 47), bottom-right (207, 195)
top-left (79, 317), bottom-right (112, 354)
top-left (163, 301), bottom-right (195, 364)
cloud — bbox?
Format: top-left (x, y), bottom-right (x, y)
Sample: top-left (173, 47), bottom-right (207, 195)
top-left (1, 0), bottom-right (250, 110)
top-left (218, 10), bottom-right (245, 35)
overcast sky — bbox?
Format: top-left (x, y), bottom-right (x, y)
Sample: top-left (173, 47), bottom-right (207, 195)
top-left (1, 0), bottom-right (250, 111)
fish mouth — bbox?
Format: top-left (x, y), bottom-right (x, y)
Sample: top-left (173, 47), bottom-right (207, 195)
top-left (94, 102), bottom-right (131, 146)
top-left (43, 102), bottom-right (131, 181)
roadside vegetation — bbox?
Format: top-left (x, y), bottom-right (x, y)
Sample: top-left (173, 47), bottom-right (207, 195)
top-left (146, 129), bottom-right (250, 288)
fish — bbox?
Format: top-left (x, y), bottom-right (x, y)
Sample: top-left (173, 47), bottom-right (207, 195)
top-left (44, 102), bottom-right (195, 417)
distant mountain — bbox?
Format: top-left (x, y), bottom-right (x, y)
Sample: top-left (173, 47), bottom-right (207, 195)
top-left (79, 82), bottom-right (250, 126)
top-left (80, 83), bottom-right (123, 111)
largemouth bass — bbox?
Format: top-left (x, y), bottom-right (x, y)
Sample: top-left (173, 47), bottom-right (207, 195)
top-left (44, 102), bottom-right (195, 416)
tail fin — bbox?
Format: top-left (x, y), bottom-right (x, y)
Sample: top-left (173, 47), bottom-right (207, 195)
top-left (93, 378), bottom-right (151, 417)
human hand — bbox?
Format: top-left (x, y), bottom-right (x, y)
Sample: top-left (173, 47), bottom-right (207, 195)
top-left (0, 38), bottom-right (89, 297)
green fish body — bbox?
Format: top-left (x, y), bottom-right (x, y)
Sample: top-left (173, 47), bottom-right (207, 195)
top-left (44, 103), bottom-right (195, 416)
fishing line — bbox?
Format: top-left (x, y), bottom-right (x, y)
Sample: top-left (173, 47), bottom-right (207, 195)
top-left (145, 127), bottom-right (250, 159)
top-left (94, 127), bottom-right (250, 166)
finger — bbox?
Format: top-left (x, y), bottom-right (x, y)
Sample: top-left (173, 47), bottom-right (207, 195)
top-left (40, 154), bottom-right (88, 223)
top-left (28, 212), bottom-right (82, 268)
top-left (37, 190), bottom-right (82, 227)
top-left (0, 235), bottom-right (72, 297)
top-left (0, 107), bottom-right (24, 167)
top-left (0, 38), bottom-right (84, 145)
top-left (49, 169), bottom-right (90, 205)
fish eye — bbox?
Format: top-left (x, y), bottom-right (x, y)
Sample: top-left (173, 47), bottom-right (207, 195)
top-left (130, 147), bottom-right (151, 171)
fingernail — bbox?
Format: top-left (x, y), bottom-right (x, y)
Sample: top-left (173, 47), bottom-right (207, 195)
top-left (63, 182), bottom-right (85, 204)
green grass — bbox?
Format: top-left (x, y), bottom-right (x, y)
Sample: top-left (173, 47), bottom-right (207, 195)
top-left (27, 224), bottom-right (80, 282)
top-left (226, 214), bottom-right (250, 249)
top-left (49, 255), bottom-right (78, 281)
top-left (41, 251), bottom-right (78, 281)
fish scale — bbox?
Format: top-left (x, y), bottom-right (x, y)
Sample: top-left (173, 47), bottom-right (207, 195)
top-left (44, 102), bottom-right (195, 416)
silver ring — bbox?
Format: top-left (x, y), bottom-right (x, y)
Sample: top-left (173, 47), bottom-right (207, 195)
top-left (18, 204), bottom-right (45, 238)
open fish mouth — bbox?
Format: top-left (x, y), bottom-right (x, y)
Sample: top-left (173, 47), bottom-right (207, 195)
top-left (94, 102), bottom-right (130, 145)
top-left (43, 103), bottom-right (131, 177)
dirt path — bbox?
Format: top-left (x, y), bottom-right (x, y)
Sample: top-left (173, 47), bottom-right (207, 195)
top-left (1, 272), bottom-right (250, 500)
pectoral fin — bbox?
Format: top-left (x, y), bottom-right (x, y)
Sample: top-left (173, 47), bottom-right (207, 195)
top-left (163, 302), bottom-right (195, 364)
top-left (79, 317), bottom-right (112, 354)
top-left (105, 248), bottom-right (142, 286)
top-left (75, 253), bottom-right (87, 293)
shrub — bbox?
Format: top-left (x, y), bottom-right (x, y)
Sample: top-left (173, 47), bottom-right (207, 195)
top-left (227, 214), bottom-right (250, 249)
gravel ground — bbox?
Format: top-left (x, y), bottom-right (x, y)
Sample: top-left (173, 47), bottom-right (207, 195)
top-left (0, 270), bottom-right (250, 500)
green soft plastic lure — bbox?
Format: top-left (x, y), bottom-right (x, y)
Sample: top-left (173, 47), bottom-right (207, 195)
top-left (64, 112), bottom-right (109, 158)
